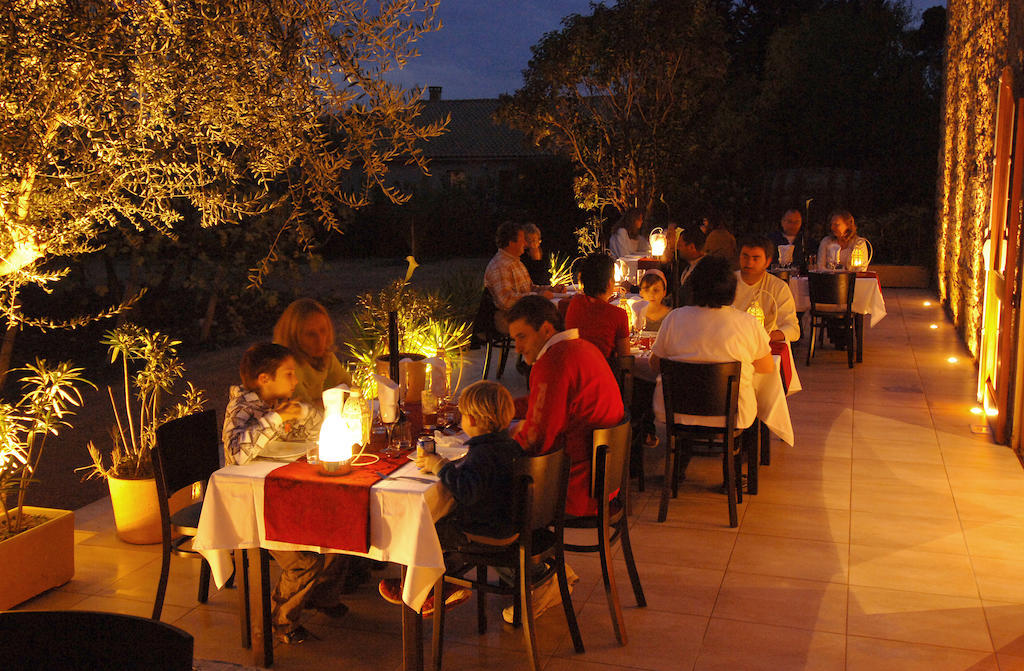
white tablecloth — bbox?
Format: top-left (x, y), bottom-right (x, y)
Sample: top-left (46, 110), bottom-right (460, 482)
top-left (651, 356), bottom-right (795, 446)
top-left (193, 460), bottom-right (454, 611)
top-left (790, 276), bottom-right (887, 327)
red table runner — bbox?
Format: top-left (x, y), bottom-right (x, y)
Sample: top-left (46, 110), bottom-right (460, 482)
top-left (263, 451), bottom-right (410, 553)
top-left (771, 340), bottom-right (794, 391)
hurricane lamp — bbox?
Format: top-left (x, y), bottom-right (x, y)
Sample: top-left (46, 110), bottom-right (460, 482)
top-left (318, 388), bottom-right (358, 476)
top-left (649, 228), bottom-right (667, 257)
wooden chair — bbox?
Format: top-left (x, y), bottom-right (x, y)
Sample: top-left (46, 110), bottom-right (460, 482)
top-left (659, 360), bottom-right (753, 528)
top-left (806, 271), bottom-right (857, 368)
top-left (151, 409), bottom-right (228, 621)
top-left (0, 610), bottom-right (193, 670)
top-left (472, 288), bottom-right (514, 379)
top-left (430, 449), bottom-right (584, 671)
top-left (564, 417), bottom-right (646, 645)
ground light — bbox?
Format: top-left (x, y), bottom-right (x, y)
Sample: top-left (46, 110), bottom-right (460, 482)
top-left (924, 300), bottom-right (932, 306)
top-left (971, 407), bottom-right (983, 415)
top-left (948, 356), bottom-right (959, 364)
top-left (930, 324), bottom-right (939, 329)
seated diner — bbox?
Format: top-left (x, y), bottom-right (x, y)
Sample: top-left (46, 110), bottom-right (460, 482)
top-left (564, 253), bottom-right (631, 361)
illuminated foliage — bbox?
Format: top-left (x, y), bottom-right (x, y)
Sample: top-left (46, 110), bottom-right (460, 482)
top-left (0, 0), bottom-right (445, 370)
top-left (497, 0), bottom-right (727, 215)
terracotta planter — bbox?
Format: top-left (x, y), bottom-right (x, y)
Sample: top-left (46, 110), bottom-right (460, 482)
top-left (108, 475), bottom-right (161, 545)
top-left (0, 506), bottom-right (74, 609)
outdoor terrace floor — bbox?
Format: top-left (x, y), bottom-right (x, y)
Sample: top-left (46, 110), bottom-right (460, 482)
top-left (15, 288), bottom-right (1024, 670)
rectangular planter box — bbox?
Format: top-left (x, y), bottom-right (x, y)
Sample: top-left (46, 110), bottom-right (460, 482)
top-left (870, 265), bottom-right (931, 289)
top-left (0, 507), bottom-right (74, 610)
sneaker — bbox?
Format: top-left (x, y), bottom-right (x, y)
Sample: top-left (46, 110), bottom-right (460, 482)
top-left (379, 578), bottom-right (471, 616)
top-left (378, 578), bottom-right (403, 605)
top-left (274, 624), bottom-right (314, 645)
top-left (502, 565), bottom-right (578, 625)
top-left (420, 586), bottom-right (472, 617)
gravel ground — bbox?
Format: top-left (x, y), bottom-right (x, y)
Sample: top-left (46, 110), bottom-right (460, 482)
top-left (23, 256), bottom-right (489, 511)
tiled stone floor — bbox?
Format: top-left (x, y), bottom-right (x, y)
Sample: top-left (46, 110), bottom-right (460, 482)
top-left (16, 288), bottom-right (1024, 670)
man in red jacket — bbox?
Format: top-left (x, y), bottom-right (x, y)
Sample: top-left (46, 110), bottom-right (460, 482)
top-left (507, 295), bottom-right (625, 517)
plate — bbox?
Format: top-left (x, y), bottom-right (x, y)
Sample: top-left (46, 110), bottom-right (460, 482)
top-left (258, 440), bottom-right (313, 462)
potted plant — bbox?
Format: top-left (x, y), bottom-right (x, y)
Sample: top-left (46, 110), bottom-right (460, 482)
top-left (78, 324), bottom-right (205, 544)
top-left (344, 261), bottom-right (472, 399)
top-left (0, 360), bottom-right (92, 609)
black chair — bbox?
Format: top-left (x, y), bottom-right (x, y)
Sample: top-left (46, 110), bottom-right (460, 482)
top-left (431, 449), bottom-right (584, 671)
top-left (614, 354), bottom-right (635, 407)
top-left (0, 610), bottom-right (193, 670)
top-left (472, 288), bottom-right (514, 379)
top-left (806, 271), bottom-right (857, 368)
top-left (659, 360), bottom-right (753, 528)
top-left (151, 409), bottom-right (223, 621)
top-left (564, 417), bottom-right (646, 645)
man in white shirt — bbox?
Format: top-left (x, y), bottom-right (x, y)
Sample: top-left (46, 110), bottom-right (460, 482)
top-left (732, 236), bottom-right (800, 342)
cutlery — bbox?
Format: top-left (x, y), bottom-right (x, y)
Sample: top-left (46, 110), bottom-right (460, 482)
top-left (374, 471), bottom-right (436, 484)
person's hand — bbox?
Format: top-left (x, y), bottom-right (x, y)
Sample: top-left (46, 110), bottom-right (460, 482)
top-left (415, 452), bottom-right (448, 475)
top-left (540, 289), bottom-right (554, 299)
top-left (275, 400), bottom-right (304, 422)
top-left (769, 329), bottom-right (785, 342)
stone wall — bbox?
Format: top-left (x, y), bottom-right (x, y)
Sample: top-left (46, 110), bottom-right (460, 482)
top-left (937, 0), bottom-right (1014, 356)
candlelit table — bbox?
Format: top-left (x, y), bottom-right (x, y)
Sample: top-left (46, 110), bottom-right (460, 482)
top-left (193, 456), bottom-right (455, 668)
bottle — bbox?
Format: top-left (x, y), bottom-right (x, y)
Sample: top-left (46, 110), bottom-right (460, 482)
top-left (370, 407), bottom-right (387, 450)
top-left (421, 364), bottom-right (438, 427)
top-left (346, 389), bottom-right (372, 448)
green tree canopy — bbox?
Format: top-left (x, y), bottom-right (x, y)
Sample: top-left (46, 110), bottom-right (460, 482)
top-left (0, 0), bottom-right (445, 376)
top-left (497, 0), bottom-right (728, 216)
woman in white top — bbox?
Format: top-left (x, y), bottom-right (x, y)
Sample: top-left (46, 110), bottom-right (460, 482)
top-left (816, 210), bottom-right (869, 270)
top-left (650, 255), bottom-right (774, 431)
top-left (608, 208), bottom-right (650, 258)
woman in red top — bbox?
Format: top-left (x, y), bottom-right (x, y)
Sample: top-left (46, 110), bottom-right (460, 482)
top-left (564, 253), bottom-right (630, 361)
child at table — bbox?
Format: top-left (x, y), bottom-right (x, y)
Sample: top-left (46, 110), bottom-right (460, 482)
top-left (222, 342), bottom-right (349, 645)
top-left (378, 381), bottom-right (526, 615)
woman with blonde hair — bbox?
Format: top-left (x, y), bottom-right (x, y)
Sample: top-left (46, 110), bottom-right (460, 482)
top-left (273, 298), bottom-right (352, 404)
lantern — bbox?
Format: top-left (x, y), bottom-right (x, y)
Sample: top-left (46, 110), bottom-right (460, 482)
top-left (850, 239), bottom-right (872, 270)
top-left (649, 227), bottom-right (667, 257)
top-left (747, 301), bottom-right (765, 328)
top-left (318, 388), bottom-right (361, 475)
top-left (614, 258), bottom-right (628, 284)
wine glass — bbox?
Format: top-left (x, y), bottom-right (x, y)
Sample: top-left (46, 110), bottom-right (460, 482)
top-left (381, 403), bottom-right (399, 457)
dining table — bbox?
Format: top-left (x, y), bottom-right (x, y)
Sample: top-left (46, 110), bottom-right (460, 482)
top-left (193, 422), bottom-right (463, 669)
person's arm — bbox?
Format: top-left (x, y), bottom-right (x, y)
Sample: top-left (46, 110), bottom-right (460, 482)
top-left (816, 238), bottom-right (829, 269)
top-left (514, 359), bottom-right (570, 455)
top-left (224, 401), bottom-right (285, 465)
top-left (614, 304), bottom-right (630, 356)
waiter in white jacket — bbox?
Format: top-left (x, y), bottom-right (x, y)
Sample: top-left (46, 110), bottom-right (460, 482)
top-left (732, 235), bottom-right (800, 342)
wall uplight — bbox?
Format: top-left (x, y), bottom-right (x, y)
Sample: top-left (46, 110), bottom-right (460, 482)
top-left (970, 406), bottom-right (983, 415)
top-left (987, 407), bottom-right (999, 417)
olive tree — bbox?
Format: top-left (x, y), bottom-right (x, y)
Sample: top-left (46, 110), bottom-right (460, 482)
top-left (497, 0), bottom-right (728, 216)
top-left (0, 0), bottom-right (445, 378)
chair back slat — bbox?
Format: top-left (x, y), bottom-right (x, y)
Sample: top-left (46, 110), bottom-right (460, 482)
top-left (615, 355), bottom-right (634, 406)
top-left (152, 409), bottom-right (220, 500)
top-left (808, 271), bottom-right (856, 312)
top-left (592, 416), bottom-right (632, 499)
top-left (660, 360), bottom-right (741, 419)
top-left (516, 449), bottom-right (569, 533)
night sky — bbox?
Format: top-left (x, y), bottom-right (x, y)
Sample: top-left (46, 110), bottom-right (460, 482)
top-left (387, 0), bottom-right (949, 100)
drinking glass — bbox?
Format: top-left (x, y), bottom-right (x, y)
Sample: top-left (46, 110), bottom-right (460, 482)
top-left (381, 403), bottom-right (399, 457)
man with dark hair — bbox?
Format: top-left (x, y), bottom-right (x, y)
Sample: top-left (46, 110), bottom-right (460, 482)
top-left (768, 208), bottom-right (806, 269)
top-left (484, 222), bottom-right (553, 333)
top-left (732, 235), bottom-right (800, 342)
top-left (564, 253), bottom-right (630, 360)
top-left (675, 226), bottom-right (707, 307)
top-left (506, 294), bottom-right (623, 518)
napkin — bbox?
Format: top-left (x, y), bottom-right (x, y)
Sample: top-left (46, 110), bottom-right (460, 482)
top-left (421, 357), bottom-right (448, 396)
top-left (373, 374), bottom-right (399, 423)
